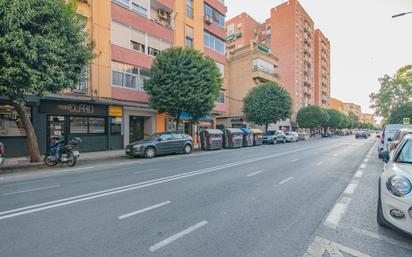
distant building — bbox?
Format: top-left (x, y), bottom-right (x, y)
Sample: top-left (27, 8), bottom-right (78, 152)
top-left (360, 113), bottom-right (375, 124)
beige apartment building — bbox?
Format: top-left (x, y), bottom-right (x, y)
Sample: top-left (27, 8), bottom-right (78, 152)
top-left (216, 40), bottom-right (293, 129)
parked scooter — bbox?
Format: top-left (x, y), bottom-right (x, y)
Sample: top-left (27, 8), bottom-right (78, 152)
top-left (0, 142), bottom-right (5, 166)
top-left (44, 136), bottom-right (81, 167)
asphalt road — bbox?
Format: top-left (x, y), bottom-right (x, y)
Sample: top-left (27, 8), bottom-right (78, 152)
top-left (0, 136), bottom-right (411, 257)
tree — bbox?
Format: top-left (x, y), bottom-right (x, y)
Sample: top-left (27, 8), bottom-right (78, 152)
top-left (339, 114), bottom-right (350, 129)
top-left (324, 109), bottom-right (343, 129)
top-left (296, 106), bottom-right (329, 129)
top-left (348, 111), bottom-right (360, 129)
top-left (242, 82), bottom-right (292, 131)
top-left (370, 65), bottom-right (412, 121)
top-left (0, 0), bottom-right (93, 162)
top-left (389, 102), bottom-right (412, 124)
top-left (144, 47), bottom-right (221, 130)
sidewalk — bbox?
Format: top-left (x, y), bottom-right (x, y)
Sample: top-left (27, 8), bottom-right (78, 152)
top-left (0, 144), bottom-right (201, 173)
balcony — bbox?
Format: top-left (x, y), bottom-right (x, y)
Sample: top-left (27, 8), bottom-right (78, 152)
top-left (303, 86), bottom-right (312, 95)
top-left (252, 65), bottom-right (279, 82)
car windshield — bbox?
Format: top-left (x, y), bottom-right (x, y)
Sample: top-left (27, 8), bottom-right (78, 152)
top-left (144, 133), bottom-right (162, 141)
top-left (396, 140), bottom-right (412, 164)
top-left (265, 131), bottom-right (276, 136)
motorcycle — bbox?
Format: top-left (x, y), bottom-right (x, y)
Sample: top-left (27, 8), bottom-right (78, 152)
top-left (0, 142), bottom-right (5, 166)
top-left (44, 136), bottom-right (81, 167)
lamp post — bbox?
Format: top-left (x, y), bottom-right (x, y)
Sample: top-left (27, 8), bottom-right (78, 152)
top-left (392, 11), bottom-right (412, 18)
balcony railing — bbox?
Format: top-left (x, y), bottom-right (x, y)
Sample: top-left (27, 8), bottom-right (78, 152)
top-left (186, 5), bottom-right (193, 18)
top-left (253, 65), bottom-right (279, 78)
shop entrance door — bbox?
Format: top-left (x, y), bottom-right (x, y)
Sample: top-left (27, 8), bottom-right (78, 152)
top-left (47, 116), bottom-right (67, 149)
top-left (129, 116), bottom-right (144, 143)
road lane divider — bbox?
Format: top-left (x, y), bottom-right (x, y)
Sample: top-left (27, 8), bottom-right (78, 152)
top-left (118, 201), bottom-right (171, 220)
top-left (2, 185), bottom-right (60, 196)
top-left (149, 220), bottom-right (208, 253)
top-left (2, 178), bottom-right (54, 188)
top-left (279, 177), bottom-right (294, 185)
top-left (291, 159), bottom-right (299, 162)
top-left (132, 168), bottom-right (160, 174)
top-left (343, 183), bottom-right (358, 195)
top-left (247, 170), bottom-right (263, 177)
top-left (0, 142), bottom-right (348, 221)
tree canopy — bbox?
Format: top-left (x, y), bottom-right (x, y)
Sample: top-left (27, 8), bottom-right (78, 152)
top-left (324, 109), bottom-right (343, 128)
top-left (242, 82), bottom-right (292, 130)
top-left (144, 47), bottom-right (222, 129)
top-left (389, 102), bottom-right (412, 124)
top-left (296, 106), bottom-right (329, 129)
top-left (0, 0), bottom-right (93, 161)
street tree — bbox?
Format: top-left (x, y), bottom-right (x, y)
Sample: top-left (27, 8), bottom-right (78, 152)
top-left (242, 82), bottom-right (292, 131)
top-left (339, 114), bottom-right (350, 129)
top-left (0, 0), bottom-right (93, 162)
top-left (389, 102), bottom-right (412, 124)
top-left (296, 106), bottom-right (329, 129)
top-left (370, 65), bottom-right (412, 121)
top-left (348, 111), bottom-right (360, 129)
top-left (324, 109), bottom-right (343, 129)
top-left (144, 47), bottom-right (221, 130)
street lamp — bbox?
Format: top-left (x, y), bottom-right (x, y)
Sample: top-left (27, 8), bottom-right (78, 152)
top-left (392, 11), bottom-right (412, 18)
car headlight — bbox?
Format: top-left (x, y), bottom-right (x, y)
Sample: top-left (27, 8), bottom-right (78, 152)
top-left (386, 175), bottom-right (412, 197)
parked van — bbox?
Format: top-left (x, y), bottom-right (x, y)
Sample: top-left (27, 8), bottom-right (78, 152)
top-left (378, 124), bottom-right (412, 156)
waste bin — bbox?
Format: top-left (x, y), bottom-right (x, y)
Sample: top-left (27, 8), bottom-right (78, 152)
top-left (200, 129), bottom-right (223, 150)
top-left (240, 128), bottom-right (254, 147)
top-left (223, 128), bottom-right (243, 149)
top-left (251, 129), bottom-right (263, 146)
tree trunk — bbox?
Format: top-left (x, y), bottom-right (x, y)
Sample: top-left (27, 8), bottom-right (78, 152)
top-left (175, 113), bottom-right (181, 132)
top-left (265, 123), bottom-right (268, 132)
top-left (14, 102), bottom-right (42, 162)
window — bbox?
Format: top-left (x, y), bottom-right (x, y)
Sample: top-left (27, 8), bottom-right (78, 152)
top-left (111, 118), bottom-right (122, 135)
top-left (159, 133), bottom-right (172, 141)
top-left (70, 117), bottom-right (88, 134)
top-left (131, 1), bottom-right (148, 17)
top-left (89, 118), bottom-right (105, 134)
top-left (216, 91), bottom-right (225, 103)
top-left (130, 41), bottom-right (145, 52)
top-left (227, 24), bottom-right (235, 36)
top-left (204, 31), bottom-right (225, 54)
top-left (112, 61), bottom-right (150, 91)
top-left (148, 47), bottom-right (160, 56)
top-left (185, 37), bottom-right (193, 48)
top-left (74, 65), bottom-right (89, 93)
top-left (186, 0), bottom-right (193, 18)
top-left (215, 62), bottom-right (224, 76)
top-left (172, 133), bottom-right (183, 139)
top-left (397, 140), bottom-right (412, 163)
top-left (0, 105), bottom-right (30, 137)
top-left (113, 0), bottom-right (129, 7)
top-left (204, 4), bottom-right (225, 28)
top-left (185, 25), bottom-right (194, 48)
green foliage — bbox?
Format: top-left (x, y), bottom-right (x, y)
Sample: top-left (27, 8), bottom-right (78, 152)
top-left (242, 82), bottom-right (292, 127)
top-left (389, 102), bottom-right (412, 124)
top-left (324, 109), bottom-right (343, 128)
top-left (339, 114), bottom-right (350, 129)
top-left (296, 106), bottom-right (328, 129)
top-left (144, 47), bottom-right (222, 122)
top-left (0, 0), bottom-right (94, 102)
top-left (370, 65), bottom-right (412, 122)
top-left (348, 111), bottom-right (360, 129)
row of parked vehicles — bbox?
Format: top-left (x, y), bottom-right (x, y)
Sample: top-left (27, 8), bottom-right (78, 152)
top-left (376, 124), bottom-right (412, 237)
top-left (125, 129), bottom-right (300, 159)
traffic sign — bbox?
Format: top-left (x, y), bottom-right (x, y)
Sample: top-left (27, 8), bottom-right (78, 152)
top-left (403, 117), bottom-right (410, 125)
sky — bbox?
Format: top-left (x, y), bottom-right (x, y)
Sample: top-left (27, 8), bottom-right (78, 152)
top-left (225, 0), bottom-right (412, 114)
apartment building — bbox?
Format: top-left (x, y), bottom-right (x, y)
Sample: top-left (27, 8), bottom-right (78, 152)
top-left (360, 113), bottom-right (375, 125)
top-left (225, 13), bottom-right (261, 50)
top-left (217, 41), bottom-right (284, 129)
top-left (329, 98), bottom-right (344, 113)
top-left (343, 103), bottom-right (362, 118)
top-left (314, 29), bottom-right (330, 108)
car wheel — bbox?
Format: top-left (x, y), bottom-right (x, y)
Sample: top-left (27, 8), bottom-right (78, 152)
top-left (183, 144), bottom-right (192, 154)
top-left (273, 139), bottom-right (277, 144)
top-left (144, 147), bottom-right (156, 159)
top-left (377, 179), bottom-right (387, 227)
top-left (283, 138), bottom-right (286, 144)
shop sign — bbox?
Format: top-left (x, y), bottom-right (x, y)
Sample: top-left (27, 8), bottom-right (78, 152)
top-left (403, 117), bottom-right (410, 125)
top-left (39, 100), bottom-right (107, 116)
top-left (108, 105), bottom-right (123, 117)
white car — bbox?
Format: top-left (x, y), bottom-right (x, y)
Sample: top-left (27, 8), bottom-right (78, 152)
top-left (378, 124), bottom-right (412, 156)
top-left (285, 131), bottom-right (299, 142)
top-left (378, 135), bottom-right (412, 236)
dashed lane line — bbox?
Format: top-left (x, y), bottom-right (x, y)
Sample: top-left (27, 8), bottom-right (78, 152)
top-left (343, 183), bottom-right (358, 195)
top-left (324, 197), bottom-right (352, 229)
top-left (118, 201), bottom-right (171, 220)
top-left (247, 170), bottom-right (263, 177)
top-left (2, 185), bottom-right (61, 196)
top-left (279, 177), bottom-right (294, 185)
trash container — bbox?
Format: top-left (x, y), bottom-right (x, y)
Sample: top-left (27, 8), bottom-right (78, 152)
top-left (240, 128), bottom-right (254, 147)
top-left (223, 128), bottom-right (243, 149)
top-left (251, 129), bottom-right (263, 146)
top-left (200, 129), bottom-right (223, 150)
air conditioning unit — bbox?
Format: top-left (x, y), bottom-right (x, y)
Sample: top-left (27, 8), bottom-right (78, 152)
top-left (204, 15), bottom-right (213, 25)
top-left (158, 9), bottom-right (169, 20)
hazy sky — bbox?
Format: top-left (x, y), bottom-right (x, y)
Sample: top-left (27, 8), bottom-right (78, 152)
top-left (225, 0), bottom-right (412, 114)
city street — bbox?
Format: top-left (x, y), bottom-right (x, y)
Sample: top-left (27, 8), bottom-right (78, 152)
top-left (1, 137), bottom-right (411, 257)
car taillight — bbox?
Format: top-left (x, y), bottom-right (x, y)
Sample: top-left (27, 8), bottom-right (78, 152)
top-left (209, 137), bottom-right (212, 144)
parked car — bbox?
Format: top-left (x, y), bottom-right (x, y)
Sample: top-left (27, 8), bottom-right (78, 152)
top-left (355, 131), bottom-right (368, 139)
top-left (388, 128), bottom-right (412, 151)
top-left (0, 142), bottom-right (5, 166)
top-left (379, 124), bottom-right (412, 156)
top-left (285, 131), bottom-right (299, 142)
top-left (125, 131), bottom-right (193, 158)
top-left (322, 131), bottom-right (332, 138)
top-left (378, 135), bottom-right (412, 237)
top-left (262, 130), bottom-right (286, 144)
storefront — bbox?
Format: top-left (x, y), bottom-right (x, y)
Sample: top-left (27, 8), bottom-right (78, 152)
top-left (123, 105), bottom-right (156, 145)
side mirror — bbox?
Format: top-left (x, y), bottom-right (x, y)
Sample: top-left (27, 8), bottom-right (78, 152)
top-left (379, 150), bottom-right (390, 163)
top-left (157, 138), bottom-right (163, 142)
top-left (387, 137), bottom-right (393, 142)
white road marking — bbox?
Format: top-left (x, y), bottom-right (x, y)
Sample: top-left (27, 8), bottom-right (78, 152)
top-left (333, 153), bottom-right (339, 157)
top-left (247, 170), bottom-right (263, 177)
top-left (63, 166), bottom-right (95, 172)
top-left (2, 178), bottom-right (54, 187)
top-left (117, 161), bottom-right (141, 165)
top-left (2, 185), bottom-right (60, 196)
top-left (324, 197), bottom-right (351, 229)
top-left (315, 161), bottom-right (323, 166)
top-left (303, 236), bottom-right (372, 257)
top-left (363, 158), bottom-right (369, 163)
top-left (291, 159), bottom-right (299, 162)
top-left (149, 220), bottom-right (208, 253)
top-left (118, 201), bottom-right (171, 220)
top-left (0, 143), bottom-right (338, 220)
top-left (279, 177), bottom-right (294, 185)
top-left (343, 183), bottom-right (358, 195)
top-left (354, 170), bottom-right (363, 178)
top-left (360, 163), bottom-right (367, 169)
top-left (133, 168), bottom-right (159, 174)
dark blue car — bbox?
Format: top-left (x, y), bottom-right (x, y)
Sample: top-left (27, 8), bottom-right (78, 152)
top-left (125, 131), bottom-right (193, 158)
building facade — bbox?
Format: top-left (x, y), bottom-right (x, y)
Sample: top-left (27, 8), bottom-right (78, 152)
top-left (329, 98), bottom-right (344, 113)
top-left (360, 113), bottom-right (375, 125)
top-left (314, 29), bottom-right (330, 108)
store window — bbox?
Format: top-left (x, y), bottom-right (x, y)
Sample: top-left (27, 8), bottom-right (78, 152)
top-left (70, 117), bottom-right (88, 134)
top-left (70, 117), bottom-right (106, 134)
top-left (89, 118), bottom-right (105, 134)
top-left (0, 105), bottom-right (30, 137)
